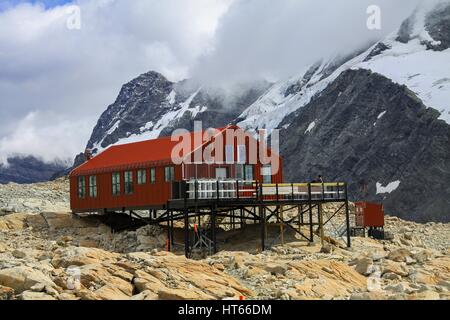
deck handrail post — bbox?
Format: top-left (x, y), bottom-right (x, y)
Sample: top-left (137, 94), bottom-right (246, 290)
top-left (322, 182), bottom-right (325, 201)
top-left (236, 180), bottom-right (240, 200)
top-left (276, 183), bottom-right (279, 202)
top-left (216, 180), bottom-right (220, 201)
top-left (308, 183), bottom-right (314, 243)
top-left (345, 183), bottom-right (351, 248)
top-left (195, 180), bottom-right (198, 202)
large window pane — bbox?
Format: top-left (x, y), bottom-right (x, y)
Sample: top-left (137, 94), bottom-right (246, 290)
top-left (78, 176), bottom-right (86, 199)
top-left (237, 145), bottom-right (246, 164)
top-left (225, 145), bottom-right (234, 164)
top-left (165, 166), bottom-right (175, 182)
top-left (244, 165), bottom-right (254, 181)
top-left (89, 176), bottom-right (97, 198)
top-left (112, 172), bottom-right (121, 196)
top-left (262, 165), bottom-right (272, 184)
top-left (137, 169), bottom-right (146, 185)
top-left (150, 168), bottom-right (156, 184)
top-left (124, 171), bottom-right (134, 194)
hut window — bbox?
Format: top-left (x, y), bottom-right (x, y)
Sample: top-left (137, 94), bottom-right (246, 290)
top-left (236, 164), bottom-right (244, 180)
top-left (112, 172), bottom-right (121, 196)
top-left (225, 145), bottom-right (234, 164)
top-left (165, 166), bottom-right (175, 182)
top-left (262, 165), bottom-right (272, 184)
top-left (89, 176), bottom-right (97, 198)
top-left (244, 165), bottom-right (254, 181)
top-left (237, 145), bottom-right (246, 164)
top-left (137, 169), bottom-right (146, 185)
top-left (78, 176), bottom-right (86, 199)
top-left (124, 171), bottom-right (134, 194)
top-left (150, 168), bottom-right (156, 184)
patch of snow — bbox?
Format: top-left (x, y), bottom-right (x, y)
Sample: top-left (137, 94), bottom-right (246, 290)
top-left (237, 51), bottom-right (377, 132)
top-left (107, 89), bottom-right (202, 148)
top-left (167, 90), bottom-right (176, 104)
top-left (374, 111), bottom-right (387, 126)
top-left (355, 37), bottom-right (450, 124)
top-left (140, 121), bottom-right (154, 133)
top-left (305, 121), bottom-right (316, 134)
top-left (377, 111), bottom-right (387, 120)
top-left (376, 180), bottom-right (401, 194)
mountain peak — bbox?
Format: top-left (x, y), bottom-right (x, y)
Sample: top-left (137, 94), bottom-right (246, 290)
top-left (397, 1), bottom-right (450, 51)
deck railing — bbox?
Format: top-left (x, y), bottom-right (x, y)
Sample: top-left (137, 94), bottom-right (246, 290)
top-left (172, 180), bottom-right (347, 202)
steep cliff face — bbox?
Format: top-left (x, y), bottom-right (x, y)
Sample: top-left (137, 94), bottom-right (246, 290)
top-left (279, 69), bottom-right (450, 223)
top-left (87, 71), bottom-right (269, 153)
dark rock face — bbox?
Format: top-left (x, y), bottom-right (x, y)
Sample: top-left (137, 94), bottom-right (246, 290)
top-left (396, 14), bottom-right (415, 43)
top-left (363, 42), bottom-right (391, 62)
top-left (279, 69), bottom-right (450, 223)
top-left (0, 156), bottom-right (67, 184)
top-left (87, 71), bottom-right (175, 150)
top-left (86, 71), bottom-right (270, 151)
top-left (425, 2), bottom-right (450, 51)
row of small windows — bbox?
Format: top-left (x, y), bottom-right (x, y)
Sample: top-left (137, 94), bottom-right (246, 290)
top-left (78, 167), bottom-right (175, 199)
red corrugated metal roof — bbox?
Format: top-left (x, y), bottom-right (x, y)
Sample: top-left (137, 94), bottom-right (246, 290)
top-left (71, 127), bottom-right (240, 176)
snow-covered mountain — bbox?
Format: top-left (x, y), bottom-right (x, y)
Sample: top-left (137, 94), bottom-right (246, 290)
top-left (0, 156), bottom-right (67, 184)
top-left (237, 2), bottom-right (450, 131)
top-left (87, 71), bottom-right (270, 153)
top-left (76, 2), bottom-right (450, 222)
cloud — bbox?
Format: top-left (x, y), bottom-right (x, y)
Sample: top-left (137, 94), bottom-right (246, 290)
top-left (0, 111), bottom-right (92, 165)
top-left (0, 0), bottom-right (429, 164)
top-left (0, 0), bottom-right (232, 162)
top-left (191, 0), bottom-right (422, 84)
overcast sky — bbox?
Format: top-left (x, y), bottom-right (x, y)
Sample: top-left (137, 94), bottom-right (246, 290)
top-left (0, 0), bottom-right (425, 164)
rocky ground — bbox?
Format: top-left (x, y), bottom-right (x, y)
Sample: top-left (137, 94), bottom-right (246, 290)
top-left (0, 177), bottom-right (69, 215)
top-left (0, 179), bottom-right (449, 300)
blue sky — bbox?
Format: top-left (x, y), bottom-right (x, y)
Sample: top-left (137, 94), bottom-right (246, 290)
top-left (2, 0), bottom-right (73, 10)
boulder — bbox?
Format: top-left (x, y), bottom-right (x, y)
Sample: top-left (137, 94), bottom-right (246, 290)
top-left (41, 212), bottom-right (74, 230)
top-left (0, 266), bottom-right (57, 293)
top-left (130, 290), bottom-right (159, 300)
top-left (51, 247), bottom-right (119, 268)
top-left (382, 260), bottom-right (409, 277)
top-left (354, 258), bottom-right (375, 276)
top-left (387, 248), bottom-right (412, 262)
top-left (0, 285), bottom-right (14, 300)
top-left (158, 288), bottom-right (213, 300)
top-left (20, 291), bottom-right (56, 300)
top-left (264, 263), bottom-right (288, 275)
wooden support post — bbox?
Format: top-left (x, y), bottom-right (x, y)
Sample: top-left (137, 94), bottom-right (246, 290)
top-left (300, 205), bottom-right (304, 224)
top-left (240, 208), bottom-right (244, 229)
top-left (280, 205), bottom-right (285, 245)
top-left (211, 205), bottom-right (217, 254)
top-left (184, 208), bottom-right (189, 258)
top-left (167, 210), bottom-right (171, 252)
top-left (170, 210), bottom-right (174, 247)
top-left (345, 183), bottom-right (351, 248)
top-left (259, 205), bottom-right (265, 251)
top-left (308, 183), bottom-right (314, 243)
top-left (319, 204), bottom-right (324, 246)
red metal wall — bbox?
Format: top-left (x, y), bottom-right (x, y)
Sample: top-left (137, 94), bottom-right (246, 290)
top-left (70, 164), bottom-right (182, 212)
top-left (355, 202), bottom-right (384, 228)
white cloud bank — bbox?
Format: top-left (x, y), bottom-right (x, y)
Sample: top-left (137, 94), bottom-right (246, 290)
top-left (0, 0), bottom-right (426, 164)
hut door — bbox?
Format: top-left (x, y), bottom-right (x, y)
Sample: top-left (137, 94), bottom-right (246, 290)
top-left (215, 168), bottom-right (227, 180)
